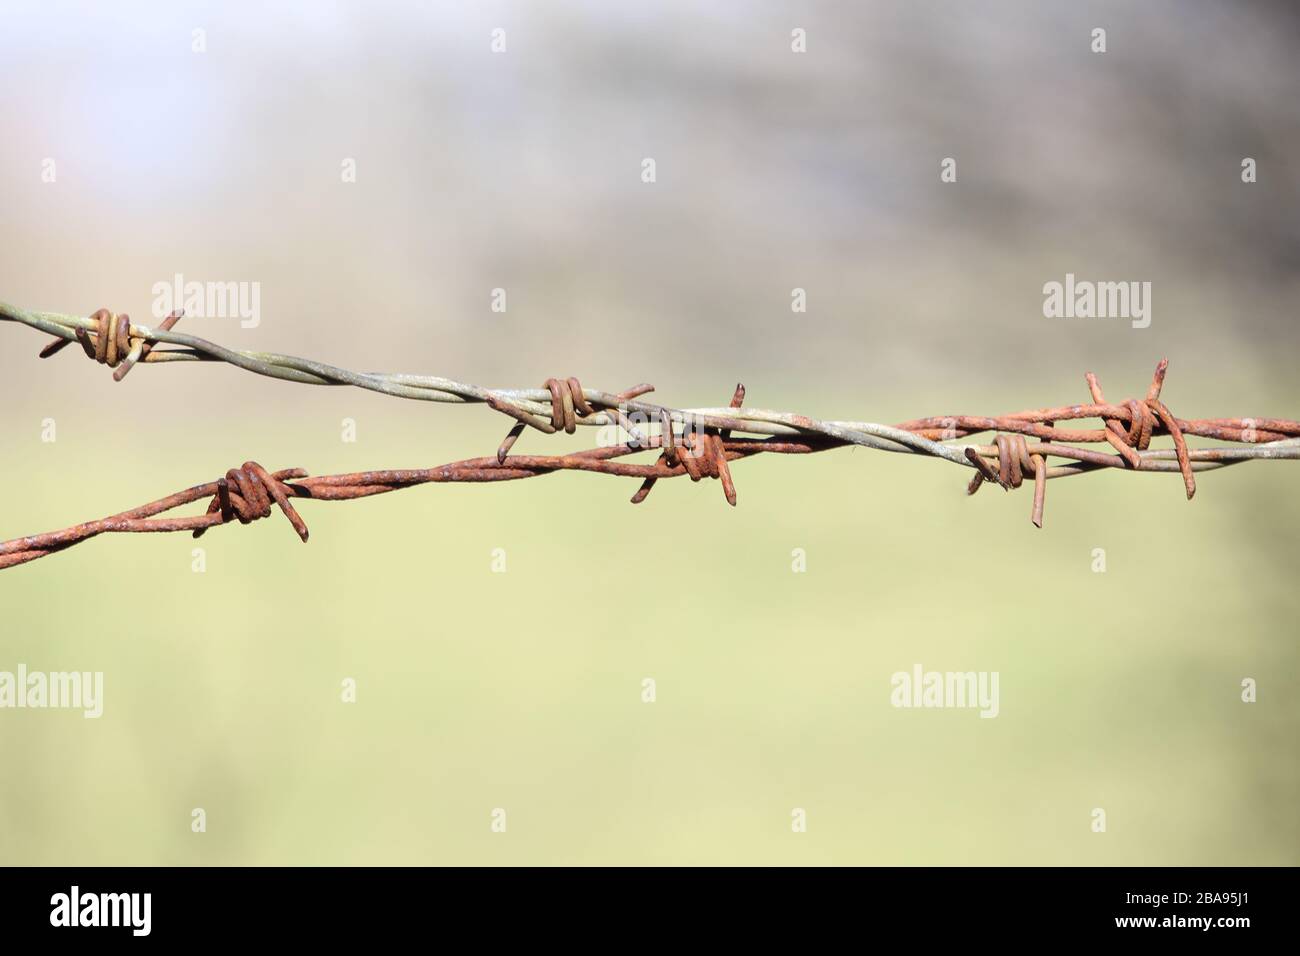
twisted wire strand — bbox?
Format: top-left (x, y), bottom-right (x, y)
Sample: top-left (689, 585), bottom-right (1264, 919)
top-left (3, 298), bottom-right (1300, 570)
top-left (9, 301), bottom-right (1299, 463)
top-left (6, 433), bottom-right (1296, 571)
top-left (0, 301), bottom-right (980, 464)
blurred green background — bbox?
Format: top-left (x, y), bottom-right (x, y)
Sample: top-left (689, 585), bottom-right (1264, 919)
top-left (1, 1), bottom-right (1297, 865)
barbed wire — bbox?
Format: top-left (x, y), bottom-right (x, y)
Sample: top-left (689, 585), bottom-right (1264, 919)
top-left (2, 299), bottom-right (1299, 570)
top-left (0, 300), bottom-right (986, 463)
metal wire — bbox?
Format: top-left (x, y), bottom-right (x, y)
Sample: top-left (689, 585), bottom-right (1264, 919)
top-left (0, 300), bottom-right (969, 463)
top-left (2, 299), bottom-right (1299, 569)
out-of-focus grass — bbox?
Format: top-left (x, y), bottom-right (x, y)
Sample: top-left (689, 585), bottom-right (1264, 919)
top-left (1, 404), bottom-right (1295, 865)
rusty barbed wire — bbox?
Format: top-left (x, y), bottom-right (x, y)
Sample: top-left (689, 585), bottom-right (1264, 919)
top-left (2, 299), bottom-right (1300, 570)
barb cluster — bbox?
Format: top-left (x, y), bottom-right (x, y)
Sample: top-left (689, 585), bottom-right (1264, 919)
top-left (948, 359), bottom-right (1195, 527)
top-left (2, 299), bottom-right (1298, 571)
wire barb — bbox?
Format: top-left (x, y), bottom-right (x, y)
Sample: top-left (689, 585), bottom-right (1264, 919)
top-left (38, 307), bottom-right (186, 383)
top-left (192, 461), bottom-right (310, 543)
top-left (494, 377), bottom-right (653, 463)
top-left (631, 383), bottom-right (745, 506)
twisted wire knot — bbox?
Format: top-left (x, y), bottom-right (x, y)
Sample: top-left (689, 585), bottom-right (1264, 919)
top-left (38, 306), bottom-right (183, 381)
top-left (1118, 397), bottom-right (1157, 451)
top-left (992, 433), bottom-right (1041, 489)
top-left (76, 309), bottom-right (134, 368)
top-left (1087, 359), bottom-right (1195, 499)
top-left (193, 461), bottom-right (310, 542)
top-left (966, 433), bottom-right (1049, 528)
top-left (490, 376), bottom-right (657, 463)
top-left (678, 426), bottom-right (730, 483)
top-left (488, 375), bottom-right (594, 462)
top-left (631, 383), bottom-right (745, 507)
top-left (543, 376), bottom-right (594, 433)
top-left (964, 361), bottom-right (1196, 527)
